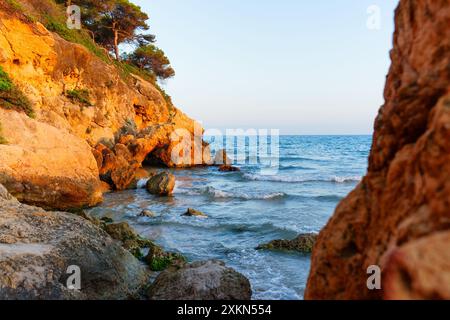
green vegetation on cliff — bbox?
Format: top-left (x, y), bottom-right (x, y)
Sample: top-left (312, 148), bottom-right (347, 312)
top-left (0, 66), bottom-right (34, 118)
top-left (5, 0), bottom-right (176, 106)
top-left (0, 122), bottom-right (7, 144)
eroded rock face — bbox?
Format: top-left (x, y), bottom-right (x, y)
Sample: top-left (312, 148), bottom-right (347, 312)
top-left (0, 7), bottom-right (211, 208)
top-left (0, 109), bottom-right (102, 210)
top-left (147, 260), bottom-right (252, 300)
top-left (305, 0), bottom-right (450, 300)
top-left (0, 185), bottom-right (149, 300)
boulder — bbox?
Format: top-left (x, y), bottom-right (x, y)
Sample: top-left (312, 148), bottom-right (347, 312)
top-left (0, 109), bottom-right (102, 210)
top-left (305, 0), bottom-right (450, 300)
top-left (0, 185), bottom-right (149, 300)
top-left (183, 208), bottom-right (208, 218)
top-left (256, 233), bottom-right (318, 253)
top-left (146, 172), bottom-right (175, 196)
top-left (147, 260), bottom-right (252, 300)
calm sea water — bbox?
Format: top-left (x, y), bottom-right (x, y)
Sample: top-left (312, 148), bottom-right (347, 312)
top-left (89, 135), bottom-right (371, 300)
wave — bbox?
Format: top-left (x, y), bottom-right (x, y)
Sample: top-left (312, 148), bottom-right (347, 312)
top-left (241, 173), bottom-right (362, 184)
top-left (136, 178), bottom-right (149, 189)
top-left (175, 186), bottom-right (287, 200)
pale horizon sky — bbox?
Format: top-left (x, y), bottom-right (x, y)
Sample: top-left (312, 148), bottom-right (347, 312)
top-left (133, 0), bottom-right (399, 135)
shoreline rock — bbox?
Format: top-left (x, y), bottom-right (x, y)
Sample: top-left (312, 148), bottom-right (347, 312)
top-left (0, 109), bottom-right (103, 211)
top-left (305, 0), bottom-right (450, 300)
top-left (0, 184), bottom-right (149, 300)
top-left (147, 260), bottom-right (252, 300)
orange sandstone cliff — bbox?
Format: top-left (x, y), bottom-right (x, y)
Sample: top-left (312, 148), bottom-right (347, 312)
top-left (0, 2), bottom-right (209, 210)
top-left (306, 0), bottom-right (450, 300)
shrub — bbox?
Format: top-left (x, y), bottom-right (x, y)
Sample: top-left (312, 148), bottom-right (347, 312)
top-left (0, 122), bottom-right (7, 145)
top-left (0, 66), bottom-right (34, 118)
top-left (5, 0), bottom-right (23, 11)
top-left (66, 89), bottom-right (93, 107)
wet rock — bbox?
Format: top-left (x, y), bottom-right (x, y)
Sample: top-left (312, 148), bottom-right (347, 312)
top-left (139, 210), bottom-right (156, 218)
top-left (256, 233), bottom-right (318, 253)
top-left (147, 260), bottom-right (252, 300)
top-left (146, 172), bottom-right (175, 196)
top-left (104, 222), bottom-right (153, 258)
top-left (100, 216), bottom-right (114, 224)
top-left (0, 184), bottom-right (149, 299)
top-left (183, 208), bottom-right (208, 218)
top-left (218, 165), bottom-right (240, 172)
top-left (144, 244), bottom-right (186, 272)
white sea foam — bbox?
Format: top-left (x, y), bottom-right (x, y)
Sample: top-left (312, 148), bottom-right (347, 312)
top-left (242, 173), bottom-right (362, 183)
top-left (175, 186), bottom-right (286, 200)
top-left (136, 178), bottom-right (149, 189)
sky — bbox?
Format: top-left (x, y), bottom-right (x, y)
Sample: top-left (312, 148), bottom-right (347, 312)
top-left (133, 0), bottom-right (399, 135)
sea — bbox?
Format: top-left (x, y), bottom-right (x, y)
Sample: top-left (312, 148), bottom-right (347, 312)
top-left (89, 135), bottom-right (372, 300)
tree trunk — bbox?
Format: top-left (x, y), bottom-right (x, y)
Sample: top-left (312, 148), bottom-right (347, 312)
top-left (113, 28), bottom-right (120, 61)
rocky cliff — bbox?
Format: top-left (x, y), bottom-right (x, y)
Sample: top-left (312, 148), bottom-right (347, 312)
top-left (306, 0), bottom-right (450, 300)
top-left (0, 2), bottom-right (210, 210)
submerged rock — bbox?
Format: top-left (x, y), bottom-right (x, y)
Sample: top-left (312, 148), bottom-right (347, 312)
top-left (139, 210), bottom-right (156, 218)
top-left (218, 165), bottom-right (240, 172)
top-left (256, 233), bottom-right (318, 253)
top-left (183, 208), bottom-right (208, 218)
top-left (146, 172), bottom-right (175, 196)
top-left (147, 260), bottom-right (252, 300)
top-left (0, 184), bottom-right (148, 300)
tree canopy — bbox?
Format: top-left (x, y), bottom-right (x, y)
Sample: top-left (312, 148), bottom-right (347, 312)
top-left (128, 44), bottom-right (175, 80)
top-left (56, 0), bottom-right (174, 82)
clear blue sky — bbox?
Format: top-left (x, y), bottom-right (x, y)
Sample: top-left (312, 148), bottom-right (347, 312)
top-left (133, 0), bottom-right (399, 135)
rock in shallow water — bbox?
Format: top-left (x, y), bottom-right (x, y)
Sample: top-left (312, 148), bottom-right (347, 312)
top-left (146, 172), bottom-right (175, 196)
top-left (147, 260), bottom-right (252, 300)
top-left (139, 209), bottom-right (156, 218)
top-left (183, 208), bottom-right (208, 218)
top-left (218, 165), bottom-right (240, 172)
top-left (256, 233), bottom-right (318, 253)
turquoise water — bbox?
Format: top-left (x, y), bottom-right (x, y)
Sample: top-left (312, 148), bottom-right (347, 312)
top-left (89, 135), bottom-right (371, 300)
